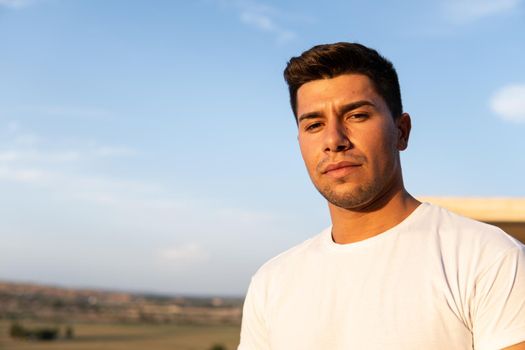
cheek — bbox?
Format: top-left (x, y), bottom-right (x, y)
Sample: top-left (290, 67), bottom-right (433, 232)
top-left (358, 129), bottom-right (397, 166)
top-left (375, 130), bottom-right (400, 166)
top-left (371, 124), bottom-right (397, 150)
top-left (298, 139), bottom-right (319, 174)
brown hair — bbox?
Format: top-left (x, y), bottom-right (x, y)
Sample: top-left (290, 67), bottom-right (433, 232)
top-left (283, 42), bottom-right (403, 120)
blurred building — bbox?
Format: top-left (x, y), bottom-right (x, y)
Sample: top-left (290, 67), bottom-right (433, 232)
top-left (419, 197), bottom-right (525, 243)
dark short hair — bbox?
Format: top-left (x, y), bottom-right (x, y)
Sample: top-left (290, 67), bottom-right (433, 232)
top-left (283, 42), bottom-right (403, 120)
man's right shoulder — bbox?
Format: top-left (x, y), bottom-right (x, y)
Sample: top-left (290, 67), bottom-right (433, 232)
top-left (252, 227), bottom-right (329, 282)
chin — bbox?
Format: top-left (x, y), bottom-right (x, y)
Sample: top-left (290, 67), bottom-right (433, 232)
top-left (318, 182), bottom-right (383, 211)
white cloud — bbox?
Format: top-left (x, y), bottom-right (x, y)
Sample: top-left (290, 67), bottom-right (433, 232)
top-left (0, 124), bottom-right (148, 196)
top-left (158, 244), bottom-right (210, 267)
top-left (7, 121), bottom-right (20, 133)
top-left (225, 0), bottom-right (298, 44)
top-left (443, 0), bottom-right (521, 22)
top-left (0, 0), bottom-right (25, 7)
top-left (0, 166), bottom-right (50, 183)
top-left (0, 125), bottom-right (138, 165)
top-left (0, 150), bottom-right (80, 163)
top-left (0, 151), bottom-right (18, 162)
top-left (0, 0), bottom-right (35, 8)
top-left (240, 10), bottom-right (295, 44)
top-left (216, 206), bottom-right (274, 224)
top-left (14, 133), bottom-right (40, 147)
top-left (490, 83), bottom-right (525, 123)
top-left (0, 121), bottom-right (282, 294)
top-left (3, 122), bottom-right (40, 146)
top-left (40, 145), bottom-right (137, 160)
top-left (93, 146), bottom-right (137, 157)
top-left (240, 11), bottom-right (275, 31)
top-left (35, 105), bottom-right (113, 120)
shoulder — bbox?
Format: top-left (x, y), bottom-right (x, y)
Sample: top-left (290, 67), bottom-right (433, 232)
top-left (422, 202), bottom-right (521, 247)
top-left (250, 227), bottom-right (329, 285)
top-left (420, 202), bottom-right (523, 270)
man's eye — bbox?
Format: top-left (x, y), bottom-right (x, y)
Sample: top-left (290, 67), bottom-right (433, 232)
top-left (348, 113), bottom-right (368, 120)
top-left (305, 122), bottom-right (322, 131)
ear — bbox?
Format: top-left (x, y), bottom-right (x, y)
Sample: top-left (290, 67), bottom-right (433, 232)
top-left (396, 113), bottom-right (411, 151)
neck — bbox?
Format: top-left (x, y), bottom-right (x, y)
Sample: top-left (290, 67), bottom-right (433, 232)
top-left (328, 187), bottom-right (420, 244)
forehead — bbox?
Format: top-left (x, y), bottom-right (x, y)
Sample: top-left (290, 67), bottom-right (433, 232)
top-left (296, 74), bottom-right (382, 115)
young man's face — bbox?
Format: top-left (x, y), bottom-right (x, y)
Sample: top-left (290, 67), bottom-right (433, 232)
top-left (296, 74), bottom-right (410, 211)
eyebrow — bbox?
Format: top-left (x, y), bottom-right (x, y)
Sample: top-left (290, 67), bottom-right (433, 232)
top-left (297, 100), bottom-right (376, 123)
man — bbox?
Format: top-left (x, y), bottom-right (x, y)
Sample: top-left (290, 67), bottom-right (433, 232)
top-left (238, 42), bottom-right (525, 350)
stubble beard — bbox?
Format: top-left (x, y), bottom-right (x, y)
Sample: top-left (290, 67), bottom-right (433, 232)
top-left (313, 153), bottom-right (400, 211)
top-left (314, 177), bottom-right (384, 211)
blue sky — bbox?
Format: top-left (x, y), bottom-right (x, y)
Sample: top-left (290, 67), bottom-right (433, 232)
top-left (0, 0), bottom-right (524, 296)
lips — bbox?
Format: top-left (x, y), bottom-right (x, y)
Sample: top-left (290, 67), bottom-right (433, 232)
top-left (321, 161), bottom-right (361, 177)
top-left (322, 161), bottom-right (360, 173)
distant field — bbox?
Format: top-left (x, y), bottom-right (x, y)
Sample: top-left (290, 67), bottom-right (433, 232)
top-left (0, 320), bottom-right (240, 350)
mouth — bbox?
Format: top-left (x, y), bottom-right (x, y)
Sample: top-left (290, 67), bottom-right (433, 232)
top-left (321, 161), bottom-right (362, 178)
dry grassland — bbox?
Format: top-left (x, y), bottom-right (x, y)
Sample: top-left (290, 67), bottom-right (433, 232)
top-left (0, 321), bottom-right (240, 350)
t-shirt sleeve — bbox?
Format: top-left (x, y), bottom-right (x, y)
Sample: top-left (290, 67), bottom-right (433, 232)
top-left (472, 244), bottom-right (525, 350)
top-left (238, 275), bottom-right (270, 350)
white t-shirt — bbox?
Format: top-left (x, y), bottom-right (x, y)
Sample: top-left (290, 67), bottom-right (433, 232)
top-left (238, 203), bottom-right (525, 350)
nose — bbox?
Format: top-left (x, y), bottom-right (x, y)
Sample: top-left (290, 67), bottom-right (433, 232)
top-left (324, 119), bottom-right (352, 153)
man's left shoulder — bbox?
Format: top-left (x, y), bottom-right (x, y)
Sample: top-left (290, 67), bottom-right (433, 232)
top-left (420, 203), bottom-right (524, 270)
top-left (427, 203), bottom-right (523, 249)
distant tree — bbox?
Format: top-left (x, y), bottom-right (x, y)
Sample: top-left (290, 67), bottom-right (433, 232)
top-left (65, 325), bottom-right (74, 339)
top-left (33, 327), bottom-right (59, 341)
top-left (9, 323), bottom-right (28, 338)
top-left (8, 322), bottom-right (59, 341)
top-left (52, 299), bottom-right (65, 309)
top-left (209, 344), bottom-right (227, 350)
